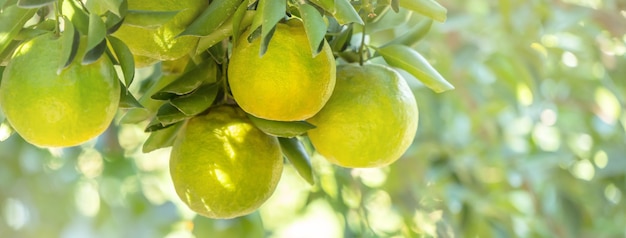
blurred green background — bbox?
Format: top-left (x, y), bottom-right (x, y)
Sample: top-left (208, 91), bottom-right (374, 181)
top-left (2, 0), bottom-right (626, 237)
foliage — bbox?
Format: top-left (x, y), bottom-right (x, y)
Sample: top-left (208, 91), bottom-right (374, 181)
top-left (0, 0), bottom-right (625, 237)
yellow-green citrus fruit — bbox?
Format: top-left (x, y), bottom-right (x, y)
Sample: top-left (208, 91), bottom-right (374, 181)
top-left (170, 106), bottom-right (283, 219)
top-left (0, 33), bottom-right (120, 147)
top-left (112, 0), bottom-right (207, 64)
top-left (228, 19), bottom-right (336, 121)
top-left (307, 64), bottom-right (418, 168)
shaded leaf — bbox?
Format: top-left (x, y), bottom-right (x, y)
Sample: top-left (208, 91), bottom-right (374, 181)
top-left (329, 24), bottom-right (352, 52)
top-left (333, 0), bottom-right (363, 25)
top-left (399, 0), bottom-right (447, 22)
top-left (124, 10), bottom-right (179, 29)
top-left (232, 1), bottom-right (253, 46)
top-left (151, 60), bottom-right (217, 100)
top-left (298, 2), bottom-right (327, 56)
top-left (0, 4), bottom-right (36, 56)
top-left (179, 0), bottom-right (242, 37)
top-left (258, 0), bottom-right (286, 56)
top-left (144, 117), bottom-right (174, 132)
top-left (16, 0), bottom-right (53, 8)
top-left (390, 0), bottom-right (399, 12)
top-left (104, 11), bottom-right (124, 34)
top-left (247, 114), bottom-right (316, 138)
top-left (378, 44), bottom-right (453, 92)
top-left (156, 102), bottom-right (190, 126)
top-left (143, 121), bottom-right (183, 153)
top-left (82, 39), bottom-right (107, 65)
top-left (119, 108), bottom-right (151, 124)
top-left (170, 83), bottom-right (218, 116)
top-left (118, 82), bottom-right (143, 109)
top-left (107, 35), bottom-right (135, 86)
top-left (279, 137), bottom-right (314, 185)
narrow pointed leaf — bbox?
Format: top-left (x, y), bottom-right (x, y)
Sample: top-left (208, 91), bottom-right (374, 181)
top-left (145, 117), bottom-right (174, 132)
top-left (0, 4), bottom-right (36, 55)
top-left (329, 24), bottom-right (352, 52)
top-left (124, 10), bottom-right (179, 29)
top-left (390, 0), bottom-right (399, 12)
top-left (119, 108), bottom-right (151, 124)
top-left (247, 114), bottom-right (316, 138)
top-left (379, 44), bottom-right (453, 92)
top-left (195, 10), bottom-right (254, 55)
top-left (17, 0), bottom-right (53, 8)
top-left (309, 0), bottom-right (334, 13)
top-left (104, 11), bottom-right (124, 34)
top-left (232, 2), bottom-right (250, 45)
top-left (119, 82), bottom-right (143, 109)
top-left (63, 0), bottom-right (90, 34)
top-left (258, 0), bottom-right (286, 56)
top-left (151, 60), bottom-right (217, 100)
top-left (143, 121), bottom-right (183, 153)
top-left (279, 137), bottom-right (314, 185)
top-left (82, 39), bottom-right (107, 64)
top-left (179, 0), bottom-right (242, 37)
top-left (399, 0), bottom-right (447, 22)
top-left (86, 12), bottom-right (106, 53)
top-left (57, 18), bottom-right (79, 74)
top-left (170, 83), bottom-right (218, 116)
top-left (107, 35), bottom-right (135, 86)
top-left (380, 18), bottom-right (432, 47)
top-left (299, 3), bottom-right (327, 56)
top-left (156, 102), bottom-right (190, 126)
top-left (333, 0), bottom-right (363, 25)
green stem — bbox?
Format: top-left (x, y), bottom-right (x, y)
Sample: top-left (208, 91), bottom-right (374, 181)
top-left (54, 0), bottom-right (63, 36)
top-left (358, 23), bottom-right (367, 66)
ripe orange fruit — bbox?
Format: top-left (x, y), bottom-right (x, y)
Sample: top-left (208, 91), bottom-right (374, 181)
top-left (169, 106), bottom-right (283, 219)
top-left (0, 33), bottom-right (120, 147)
top-left (307, 64), bottom-right (418, 168)
top-left (228, 19), bottom-right (336, 121)
top-left (112, 0), bottom-right (207, 66)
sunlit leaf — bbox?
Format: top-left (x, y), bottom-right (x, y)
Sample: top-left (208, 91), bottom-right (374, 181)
top-left (143, 121), bottom-right (183, 153)
top-left (179, 0), bottom-right (242, 37)
top-left (378, 44), bottom-right (453, 92)
top-left (62, 0), bottom-right (90, 34)
top-left (333, 0), bottom-right (363, 25)
top-left (298, 2), bottom-right (327, 56)
top-left (16, 0), bottom-right (53, 8)
top-left (195, 11), bottom-right (255, 55)
top-left (170, 83), bottom-right (218, 116)
top-left (57, 18), bottom-right (78, 74)
top-left (309, 0), bottom-right (334, 13)
top-left (151, 60), bottom-right (217, 100)
top-left (399, 0), bottom-right (447, 22)
top-left (247, 114), bottom-right (316, 138)
top-left (118, 82), bottom-right (143, 109)
top-left (124, 10), bottom-right (179, 29)
top-left (279, 137), bottom-right (314, 185)
top-left (85, 12), bottom-right (106, 55)
top-left (107, 35), bottom-right (135, 86)
top-left (0, 4), bottom-right (36, 55)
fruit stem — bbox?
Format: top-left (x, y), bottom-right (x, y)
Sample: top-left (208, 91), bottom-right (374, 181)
top-left (358, 23), bottom-right (366, 66)
top-left (54, 0), bottom-right (63, 36)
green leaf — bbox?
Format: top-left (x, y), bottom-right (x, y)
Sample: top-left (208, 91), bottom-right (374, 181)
top-left (258, 0), bottom-right (286, 56)
top-left (62, 0), bottom-right (90, 34)
top-left (170, 83), bottom-right (218, 116)
top-left (390, 0), bottom-right (399, 12)
top-left (86, 0), bottom-right (122, 16)
top-left (0, 4), bottom-right (36, 56)
top-left (123, 10), bottom-right (179, 29)
top-left (195, 10), bottom-right (255, 55)
top-left (143, 121), bottom-right (183, 153)
top-left (378, 44), bottom-right (453, 92)
top-left (57, 17), bottom-right (79, 74)
top-left (298, 3), bottom-right (327, 56)
top-left (118, 82), bottom-right (143, 109)
top-left (329, 24), bottom-right (352, 52)
top-left (82, 39), bottom-right (107, 65)
top-left (179, 0), bottom-right (242, 37)
top-left (380, 18), bottom-right (432, 47)
top-left (151, 60), bottom-right (217, 100)
top-left (144, 117), bottom-right (174, 132)
top-left (119, 108), bottom-right (151, 124)
top-left (247, 114), bottom-right (316, 138)
top-left (231, 1), bottom-right (250, 46)
top-left (16, 0), bottom-right (53, 8)
top-left (86, 12), bottom-right (106, 53)
top-left (278, 137), bottom-right (314, 185)
top-left (156, 102), bottom-right (190, 126)
top-left (309, 0), bottom-right (334, 12)
top-left (333, 0), bottom-right (363, 25)
top-left (399, 0), bottom-right (447, 22)
top-left (107, 35), bottom-right (135, 86)
top-left (104, 11), bottom-right (124, 34)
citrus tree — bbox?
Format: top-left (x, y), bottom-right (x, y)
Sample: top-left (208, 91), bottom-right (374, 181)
top-left (1, 0), bottom-right (451, 226)
top-left (2, 0), bottom-right (626, 237)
